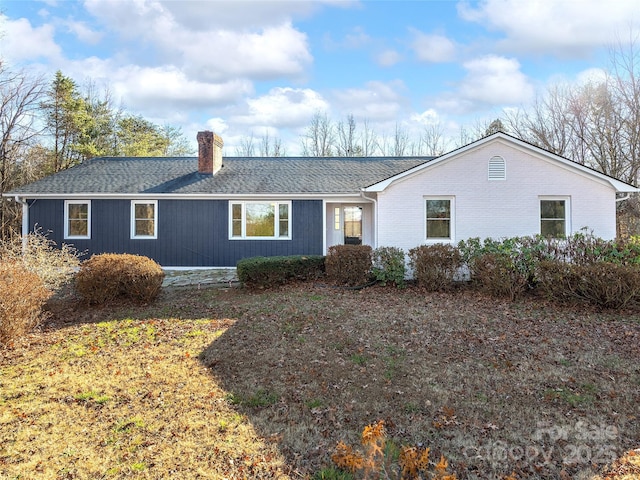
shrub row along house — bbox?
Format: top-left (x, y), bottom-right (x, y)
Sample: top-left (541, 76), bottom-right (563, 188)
top-left (5, 131), bottom-right (638, 268)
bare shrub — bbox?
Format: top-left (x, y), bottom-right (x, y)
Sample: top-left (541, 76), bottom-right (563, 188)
top-left (325, 245), bottom-right (372, 286)
top-left (0, 261), bottom-right (51, 344)
top-left (537, 260), bottom-right (640, 309)
top-left (75, 253), bottom-right (165, 304)
top-left (408, 244), bottom-right (462, 291)
top-left (0, 229), bottom-right (81, 291)
top-left (472, 253), bottom-right (529, 300)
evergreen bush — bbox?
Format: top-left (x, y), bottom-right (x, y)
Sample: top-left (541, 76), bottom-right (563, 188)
top-left (236, 255), bottom-right (325, 288)
top-left (372, 246), bottom-right (406, 287)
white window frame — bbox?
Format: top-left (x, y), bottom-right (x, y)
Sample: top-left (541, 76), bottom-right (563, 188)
top-left (229, 201), bottom-right (292, 240)
top-left (64, 200), bottom-right (91, 239)
top-left (131, 200), bottom-right (158, 239)
top-left (540, 196), bottom-right (570, 238)
top-left (424, 196), bottom-right (455, 242)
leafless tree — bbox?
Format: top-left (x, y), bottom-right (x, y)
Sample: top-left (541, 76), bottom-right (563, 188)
top-left (301, 111), bottom-right (335, 156)
top-left (421, 122), bottom-right (447, 156)
top-left (502, 31), bottom-right (640, 234)
top-left (0, 66), bottom-right (46, 239)
top-left (336, 114), bottom-right (357, 157)
top-left (360, 118), bottom-right (378, 156)
top-left (235, 133), bottom-right (256, 157)
top-left (260, 130), bottom-right (284, 157)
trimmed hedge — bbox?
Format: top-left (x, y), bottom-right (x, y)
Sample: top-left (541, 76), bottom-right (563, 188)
top-left (325, 245), bottom-right (373, 286)
top-left (237, 255), bottom-right (325, 288)
top-left (75, 253), bottom-right (165, 304)
top-left (0, 261), bottom-right (51, 344)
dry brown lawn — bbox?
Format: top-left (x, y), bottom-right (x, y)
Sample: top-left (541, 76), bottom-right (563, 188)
top-left (1, 282), bottom-right (639, 479)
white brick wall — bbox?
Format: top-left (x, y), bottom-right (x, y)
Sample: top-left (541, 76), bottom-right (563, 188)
top-left (376, 140), bottom-right (617, 251)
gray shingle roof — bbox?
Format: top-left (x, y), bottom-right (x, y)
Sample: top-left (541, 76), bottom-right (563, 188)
top-left (8, 156), bottom-right (433, 196)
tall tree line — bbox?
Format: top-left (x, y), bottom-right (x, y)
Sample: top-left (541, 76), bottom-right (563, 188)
top-left (0, 68), bottom-right (193, 239)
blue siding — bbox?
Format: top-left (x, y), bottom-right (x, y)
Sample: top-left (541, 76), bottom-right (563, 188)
top-left (27, 199), bottom-right (324, 267)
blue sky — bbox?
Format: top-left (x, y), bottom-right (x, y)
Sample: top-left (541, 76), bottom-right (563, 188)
top-left (1, 0), bottom-right (639, 154)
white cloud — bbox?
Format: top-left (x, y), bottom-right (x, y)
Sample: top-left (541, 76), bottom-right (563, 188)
top-left (62, 19), bottom-right (103, 44)
top-left (324, 26), bottom-right (371, 50)
top-left (410, 109), bottom-right (440, 126)
top-left (63, 58), bottom-right (253, 117)
top-left (410, 30), bottom-right (456, 63)
top-left (0, 15), bottom-right (62, 64)
top-left (575, 67), bottom-right (608, 85)
top-left (83, 0), bottom-right (313, 82)
top-left (115, 66), bottom-right (253, 111)
top-left (232, 87), bottom-right (330, 129)
top-left (205, 117), bottom-right (229, 135)
top-left (331, 80), bottom-right (406, 121)
top-left (436, 55), bottom-right (534, 114)
top-left (376, 49), bottom-right (402, 67)
top-left (159, 0), bottom-right (343, 31)
top-left (458, 0), bottom-right (640, 55)
top-left (177, 23), bottom-right (312, 82)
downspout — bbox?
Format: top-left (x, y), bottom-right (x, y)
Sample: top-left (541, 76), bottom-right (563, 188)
top-left (14, 195), bottom-right (29, 254)
top-left (360, 190), bottom-right (377, 248)
top-left (616, 194), bottom-right (630, 203)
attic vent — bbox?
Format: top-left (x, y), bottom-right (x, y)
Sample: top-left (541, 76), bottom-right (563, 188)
top-left (488, 156), bottom-right (506, 180)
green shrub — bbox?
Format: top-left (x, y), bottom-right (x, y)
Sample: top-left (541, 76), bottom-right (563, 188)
top-left (558, 231), bottom-right (640, 265)
top-left (325, 245), bottom-right (373, 287)
top-left (75, 253), bottom-right (164, 304)
top-left (458, 232), bottom-right (640, 305)
top-left (372, 246), bottom-right (406, 287)
top-left (0, 229), bottom-right (81, 292)
top-left (236, 255), bottom-right (325, 288)
top-left (0, 261), bottom-right (52, 344)
top-left (458, 236), bottom-right (550, 287)
top-left (408, 244), bottom-right (462, 291)
top-left (537, 260), bottom-right (640, 309)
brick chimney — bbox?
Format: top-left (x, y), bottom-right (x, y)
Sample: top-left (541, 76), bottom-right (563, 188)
top-left (197, 131), bottom-right (224, 175)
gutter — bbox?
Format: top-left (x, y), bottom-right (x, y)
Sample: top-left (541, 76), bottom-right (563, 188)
top-left (360, 189), bottom-right (378, 248)
top-left (14, 195), bottom-right (29, 253)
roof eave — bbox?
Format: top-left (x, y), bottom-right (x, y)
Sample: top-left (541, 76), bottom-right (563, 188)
top-left (364, 132), bottom-right (640, 194)
top-left (4, 192), bottom-right (365, 200)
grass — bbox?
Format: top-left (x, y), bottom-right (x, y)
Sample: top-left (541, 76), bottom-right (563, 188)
top-left (1, 282), bottom-right (639, 479)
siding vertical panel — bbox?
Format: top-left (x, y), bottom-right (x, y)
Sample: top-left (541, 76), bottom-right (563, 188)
top-left (27, 198), bottom-right (324, 267)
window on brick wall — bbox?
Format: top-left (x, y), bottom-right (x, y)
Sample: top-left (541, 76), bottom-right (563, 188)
top-left (425, 197), bottom-right (455, 241)
top-left (540, 197), bottom-right (570, 238)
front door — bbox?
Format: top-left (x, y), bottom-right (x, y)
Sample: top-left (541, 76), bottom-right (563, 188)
top-left (343, 206), bottom-right (363, 245)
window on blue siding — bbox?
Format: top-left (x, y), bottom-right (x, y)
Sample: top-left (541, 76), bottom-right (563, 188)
top-left (425, 197), bottom-right (454, 241)
top-left (131, 200), bottom-right (157, 239)
top-left (230, 201), bottom-right (291, 239)
top-left (64, 200), bottom-right (91, 239)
